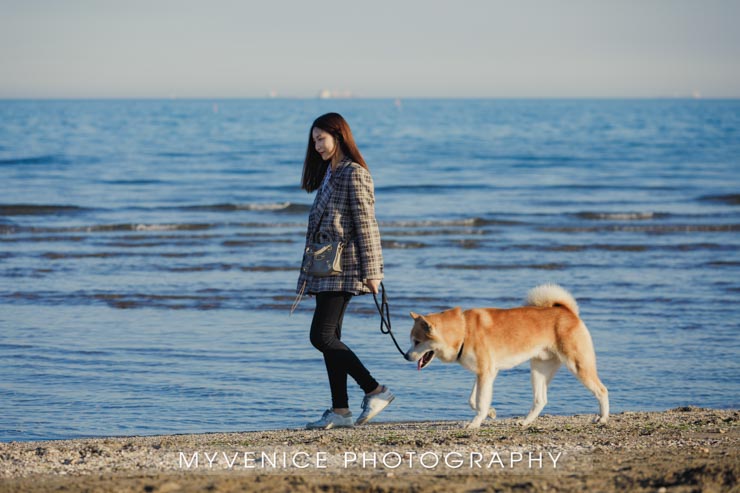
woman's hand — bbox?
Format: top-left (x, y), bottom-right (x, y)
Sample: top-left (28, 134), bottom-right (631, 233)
top-left (365, 279), bottom-right (381, 294)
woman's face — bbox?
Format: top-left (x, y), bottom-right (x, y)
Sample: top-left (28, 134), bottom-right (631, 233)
top-left (312, 127), bottom-right (337, 161)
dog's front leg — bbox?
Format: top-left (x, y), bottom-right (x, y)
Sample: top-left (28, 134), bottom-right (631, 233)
top-left (468, 380), bottom-right (477, 411)
top-left (469, 380), bottom-right (496, 419)
top-left (465, 370), bottom-right (497, 429)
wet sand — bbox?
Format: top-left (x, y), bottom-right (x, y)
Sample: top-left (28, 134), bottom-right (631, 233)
top-left (1, 407), bottom-right (737, 492)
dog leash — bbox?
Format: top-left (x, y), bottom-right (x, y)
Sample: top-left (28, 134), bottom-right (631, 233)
top-left (372, 282), bottom-right (406, 358)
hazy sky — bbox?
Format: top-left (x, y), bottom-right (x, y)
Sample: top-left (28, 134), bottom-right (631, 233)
top-left (1, 0), bottom-right (739, 98)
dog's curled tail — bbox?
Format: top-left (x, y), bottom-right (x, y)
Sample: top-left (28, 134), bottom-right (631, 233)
top-left (526, 283), bottom-right (579, 316)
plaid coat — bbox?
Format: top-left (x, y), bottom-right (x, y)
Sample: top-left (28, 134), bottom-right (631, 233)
top-left (297, 159), bottom-right (384, 295)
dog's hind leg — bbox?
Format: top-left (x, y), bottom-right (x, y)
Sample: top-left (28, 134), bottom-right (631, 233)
top-left (465, 370), bottom-right (498, 429)
top-left (519, 358), bottom-right (560, 427)
top-left (562, 325), bottom-right (609, 424)
top-left (570, 359), bottom-right (609, 424)
top-left (469, 380), bottom-right (496, 419)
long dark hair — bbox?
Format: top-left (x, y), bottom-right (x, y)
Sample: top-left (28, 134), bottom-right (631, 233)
top-left (301, 112), bottom-right (369, 192)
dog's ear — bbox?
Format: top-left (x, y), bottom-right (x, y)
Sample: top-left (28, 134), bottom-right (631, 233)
top-left (421, 320), bottom-right (433, 334)
top-left (410, 312), bottom-right (434, 333)
top-left (414, 314), bottom-right (433, 334)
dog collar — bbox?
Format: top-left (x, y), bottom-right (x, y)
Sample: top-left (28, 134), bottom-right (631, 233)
top-left (456, 342), bottom-right (465, 361)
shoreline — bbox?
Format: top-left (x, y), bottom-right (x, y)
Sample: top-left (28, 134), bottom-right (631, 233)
top-left (1, 407), bottom-right (737, 492)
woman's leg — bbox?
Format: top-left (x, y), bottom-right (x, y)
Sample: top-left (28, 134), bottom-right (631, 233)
top-left (310, 291), bottom-right (379, 409)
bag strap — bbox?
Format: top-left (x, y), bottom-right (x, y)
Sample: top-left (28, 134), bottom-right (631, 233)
top-left (290, 280), bottom-right (307, 316)
top-left (313, 164), bottom-right (334, 237)
top-left (313, 159), bottom-right (351, 241)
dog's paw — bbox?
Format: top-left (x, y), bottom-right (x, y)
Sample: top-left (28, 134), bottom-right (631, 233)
top-left (516, 419), bottom-right (532, 428)
top-left (593, 415), bottom-right (609, 425)
top-left (464, 420), bottom-right (482, 429)
top-left (488, 407), bottom-right (497, 419)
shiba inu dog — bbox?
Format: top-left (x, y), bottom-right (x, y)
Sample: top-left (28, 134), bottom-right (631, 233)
top-left (405, 284), bottom-right (609, 429)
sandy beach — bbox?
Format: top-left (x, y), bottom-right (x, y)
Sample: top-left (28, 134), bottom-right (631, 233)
top-left (0, 407), bottom-right (737, 492)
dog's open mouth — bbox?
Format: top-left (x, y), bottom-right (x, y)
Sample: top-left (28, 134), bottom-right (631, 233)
top-left (418, 351), bottom-right (435, 370)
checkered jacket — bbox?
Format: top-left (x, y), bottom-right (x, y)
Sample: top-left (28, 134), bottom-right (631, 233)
top-left (297, 159), bottom-right (384, 295)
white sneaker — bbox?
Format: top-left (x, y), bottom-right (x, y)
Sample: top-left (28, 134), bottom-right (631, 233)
top-left (356, 386), bottom-right (395, 425)
top-left (306, 409), bottom-right (354, 430)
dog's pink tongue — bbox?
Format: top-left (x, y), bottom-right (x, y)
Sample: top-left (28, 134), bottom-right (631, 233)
top-left (417, 359), bottom-right (423, 371)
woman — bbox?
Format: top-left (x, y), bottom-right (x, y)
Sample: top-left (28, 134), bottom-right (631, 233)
top-left (297, 112), bottom-right (394, 429)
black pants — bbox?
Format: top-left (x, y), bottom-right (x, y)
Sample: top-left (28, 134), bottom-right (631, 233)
top-left (310, 291), bottom-right (379, 409)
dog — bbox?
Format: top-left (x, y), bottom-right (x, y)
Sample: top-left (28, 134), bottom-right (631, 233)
top-left (405, 284), bottom-right (609, 429)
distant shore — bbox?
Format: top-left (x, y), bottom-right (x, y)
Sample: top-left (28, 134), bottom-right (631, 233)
top-left (1, 407), bottom-right (737, 492)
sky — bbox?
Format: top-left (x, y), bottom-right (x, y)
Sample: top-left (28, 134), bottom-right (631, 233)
top-left (1, 0), bottom-right (739, 99)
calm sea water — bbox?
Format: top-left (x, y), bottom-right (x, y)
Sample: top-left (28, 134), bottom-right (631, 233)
top-left (1, 99), bottom-right (739, 442)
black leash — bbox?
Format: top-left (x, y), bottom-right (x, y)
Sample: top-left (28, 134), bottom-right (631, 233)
top-left (372, 282), bottom-right (406, 357)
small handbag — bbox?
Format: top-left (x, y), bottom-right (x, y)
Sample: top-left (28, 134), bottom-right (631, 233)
top-left (293, 232), bottom-right (344, 314)
top-left (302, 231), bottom-right (344, 277)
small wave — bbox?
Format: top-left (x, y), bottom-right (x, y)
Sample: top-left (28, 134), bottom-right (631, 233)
top-left (161, 264), bottom-right (296, 273)
top-left (0, 154), bottom-right (98, 167)
top-left (40, 251), bottom-right (207, 260)
top-left (166, 263), bottom-right (234, 272)
top-left (156, 151), bottom-right (195, 158)
top-left (698, 194), bottom-right (740, 205)
top-left (91, 293), bottom-right (229, 310)
top-left (182, 202), bottom-right (310, 213)
top-left (113, 233), bottom-right (220, 241)
top-left (98, 179), bottom-right (165, 185)
top-left (223, 239), bottom-right (294, 247)
top-left (17, 221), bottom-right (299, 234)
top-left (2, 290), bottom-right (246, 310)
top-left (3, 267), bottom-right (56, 278)
top-left (550, 244), bottom-right (648, 252)
top-left (381, 240), bottom-right (428, 249)
top-left (705, 261), bottom-right (740, 267)
top-left (451, 239), bottom-right (483, 249)
top-left (76, 223), bottom-right (214, 233)
top-left (544, 184), bottom-right (677, 191)
top-left (0, 204), bottom-right (90, 216)
top-left (672, 243), bottom-right (728, 251)
top-left (42, 252), bottom-right (125, 260)
top-left (377, 184), bottom-right (492, 193)
top-left (382, 228), bottom-right (488, 237)
top-left (502, 242), bottom-right (729, 252)
top-left (241, 266), bottom-right (296, 272)
top-left (0, 235), bottom-right (86, 243)
top-left (575, 212), bottom-right (668, 221)
top-left (0, 224), bottom-right (18, 234)
top-left (133, 223), bottom-right (212, 232)
top-left (436, 263), bottom-right (566, 270)
top-left (94, 292), bottom-right (228, 310)
top-left (381, 217), bottom-right (519, 228)
top-left (28, 224), bottom-right (195, 233)
top-left (155, 150), bottom-right (251, 162)
top-left (105, 240), bottom-right (177, 248)
top-left (29, 223), bottom-right (214, 233)
top-left (541, 224), bottom-right (740, 234)
top-left (0, 155), bottom-right (62, 166)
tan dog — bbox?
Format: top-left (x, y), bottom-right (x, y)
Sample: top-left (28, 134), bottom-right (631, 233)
top-left (405, 284), bottom-right (609, 429)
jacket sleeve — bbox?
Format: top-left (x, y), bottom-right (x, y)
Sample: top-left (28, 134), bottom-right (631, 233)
top-left (348, 166), bottom-right (384, 280)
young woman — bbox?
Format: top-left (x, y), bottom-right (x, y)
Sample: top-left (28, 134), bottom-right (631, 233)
top-left (297, 112), bottom-right (394, 429)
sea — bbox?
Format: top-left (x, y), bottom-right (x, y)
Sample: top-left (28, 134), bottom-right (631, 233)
top-left (1, 99), bottom-right (738, 442)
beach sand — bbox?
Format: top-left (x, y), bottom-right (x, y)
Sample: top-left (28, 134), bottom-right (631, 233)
top-left (1, 407), bottom-right (737, 492)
